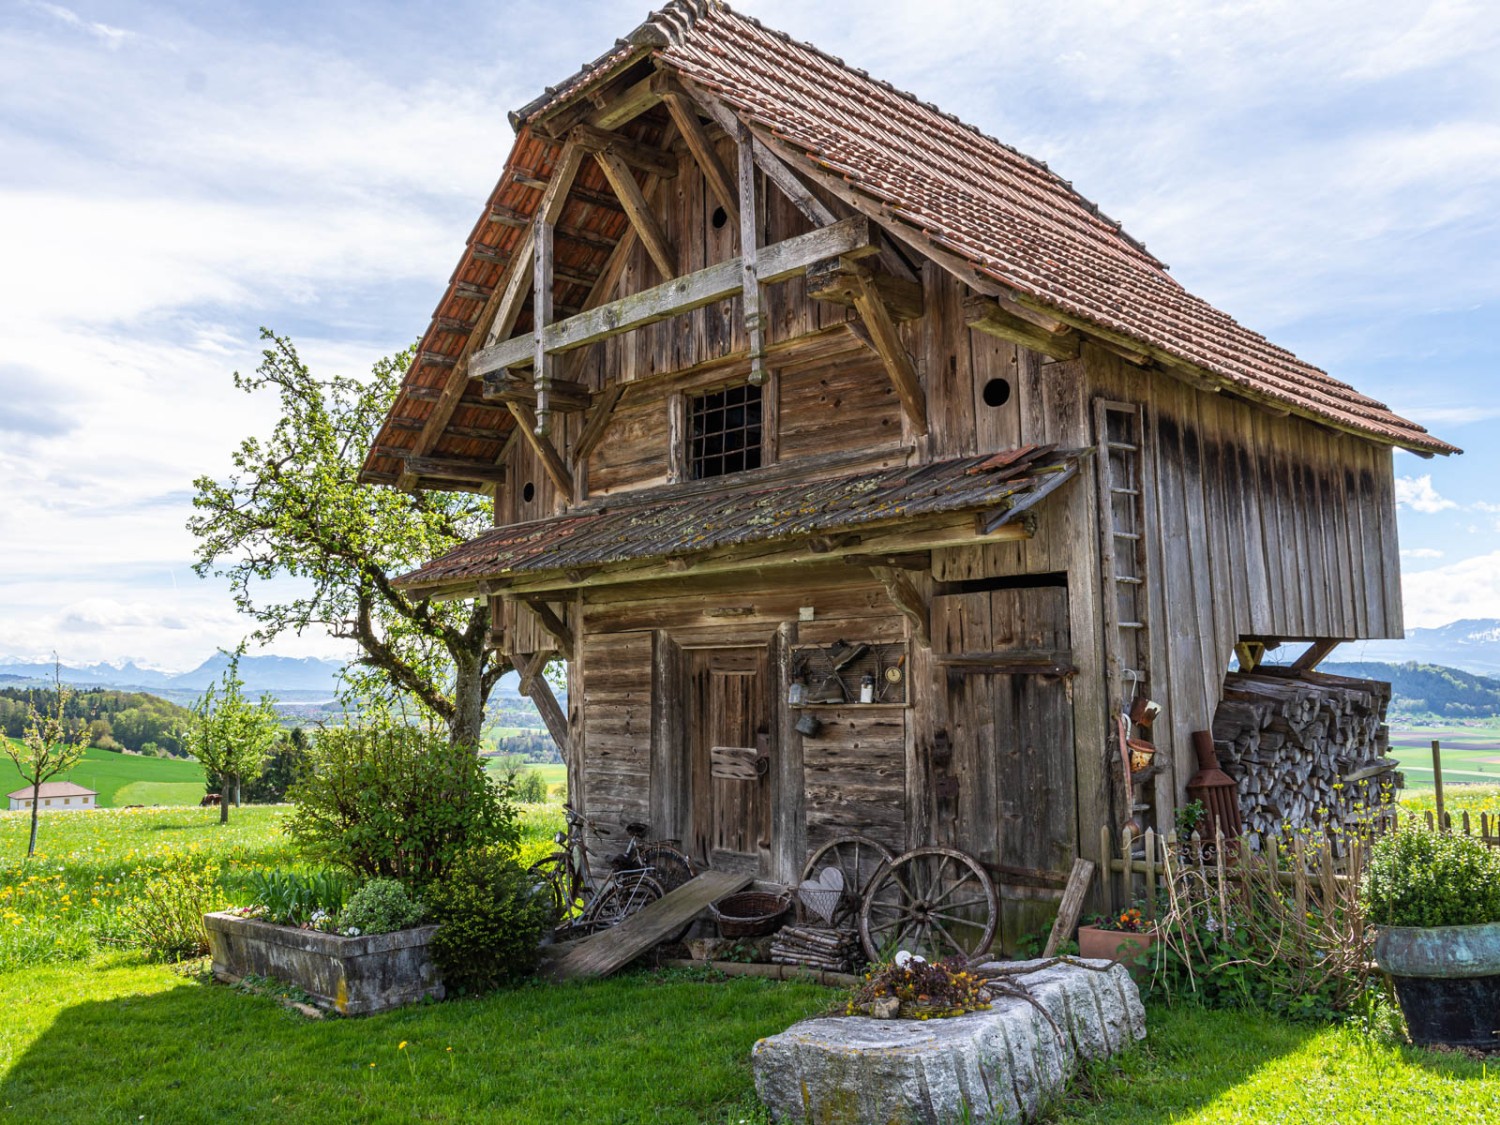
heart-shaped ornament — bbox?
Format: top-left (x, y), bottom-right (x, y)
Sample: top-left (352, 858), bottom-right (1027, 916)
top-left (797, 866), bottom-right (845, 924)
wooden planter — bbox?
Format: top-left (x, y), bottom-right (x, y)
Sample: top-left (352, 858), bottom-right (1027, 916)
top-left (205, 911), bottom-right (444, 1016)
top-left (1077, 925), bottom-right (1158, 977)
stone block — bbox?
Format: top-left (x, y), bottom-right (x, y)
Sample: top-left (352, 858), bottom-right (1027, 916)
top-left (752, 959), bottom-right (1145, 1123)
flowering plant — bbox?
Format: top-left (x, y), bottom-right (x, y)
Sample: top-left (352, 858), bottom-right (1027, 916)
top-left (844, 953), bottom-right (992, 1020)
top-left (1093, 906), bottom-right (1151, 933)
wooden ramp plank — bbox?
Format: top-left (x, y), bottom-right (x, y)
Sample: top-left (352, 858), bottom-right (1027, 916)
top-left (546, 870), bottom-right (753, 981)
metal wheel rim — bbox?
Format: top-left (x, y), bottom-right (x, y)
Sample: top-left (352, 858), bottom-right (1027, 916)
top-left (857, 846), bottom-right (997, 963)
top-left (799, 834), bottom-right (895, 928)
top-left (581, 871), bottom-right (665, 932)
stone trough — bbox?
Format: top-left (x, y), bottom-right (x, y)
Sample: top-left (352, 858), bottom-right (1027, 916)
top-left (205, 911), bottom-right (444, 1016)
top-left (752, 959), bottom-right (1145, 1124)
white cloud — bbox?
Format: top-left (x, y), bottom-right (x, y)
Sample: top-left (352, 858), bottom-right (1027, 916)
top-left (1404, 551), bottom-right (1500, 628)
top-left (25, 1), bottom-right (133, 48)
top-left (1395, 475), bottom-right (1459, 513)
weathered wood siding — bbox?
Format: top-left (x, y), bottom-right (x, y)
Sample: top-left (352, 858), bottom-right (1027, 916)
top-left (579, 630), bottom-right (653, 834)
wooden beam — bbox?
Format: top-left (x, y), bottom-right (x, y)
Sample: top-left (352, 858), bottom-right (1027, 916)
top-left (521, 598), bottom-right (575, 659)
top-left (870, 565), bottom-right (930, 648)
top-left (533, 214), bottom-right (556, 435)
top-left (483, 372), bottom-right (591, 411)
top-left (504, 399), bottom-right (575, 496)
top-left (964, 295), bottom-right (1081, 361)
top-left (1290, 639), bottom-right (1341, 672)
top-left (471, 216), bottom-right (876, 376)
top-left (807, 256), bottom-right (923, 321)
top-left (593, 150), bottom-right (676, 280)
top-left (737, 121), bottom-right (766, 386)
top-left (569, 123), bottom-right (678, 179)
top-left (850, 268), bottom-right (927, 436)
top-left (573, 382), bottom-right (625, 466)
top-left (674, 78), bottom-right (837, 227)
top-left (654, 76), bottom-right (738, 226)
top-left (399, 456), bottom-right (507, 484)
top-left (513, 650), bottom-right (570, 756)
top-left (586, 73), bottom-right (662, 130)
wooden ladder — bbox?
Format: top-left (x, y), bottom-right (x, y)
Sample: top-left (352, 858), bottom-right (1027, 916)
top-left (1094, 400), bottom-right (1154, 827)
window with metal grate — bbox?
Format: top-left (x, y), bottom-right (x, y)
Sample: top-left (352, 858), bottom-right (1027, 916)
top-left (689, 383), bottom-right (763, 480)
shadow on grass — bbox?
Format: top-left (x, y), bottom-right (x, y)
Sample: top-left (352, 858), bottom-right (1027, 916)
top-left (0, 966), bottom-right (828, 1125)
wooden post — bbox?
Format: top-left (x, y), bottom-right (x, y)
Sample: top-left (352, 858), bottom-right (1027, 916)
top-left (1044, 858), bottom-right (1096, 957)
top-left (737, 121), bottom-right (766, 386)
top-left (1432, 739), bottom-right (1446, 831)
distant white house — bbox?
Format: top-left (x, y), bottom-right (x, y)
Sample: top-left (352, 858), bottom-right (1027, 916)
top-left (6, 781), bottom-right (98, 812)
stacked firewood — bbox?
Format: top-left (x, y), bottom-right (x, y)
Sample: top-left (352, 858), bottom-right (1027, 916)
top-left (770, 925), bottom-right (861, 973)
top-left (1210, 668), bottom-right (1398, 847)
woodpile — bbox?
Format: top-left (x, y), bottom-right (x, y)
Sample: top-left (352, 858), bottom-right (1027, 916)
top-left (1210, 667), bottom-right (1398, 847)
top-left (770, 925), bottom-right (862, 973)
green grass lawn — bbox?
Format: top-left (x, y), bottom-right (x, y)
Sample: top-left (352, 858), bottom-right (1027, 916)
top-left (1, 740), bottom-right (207, 807)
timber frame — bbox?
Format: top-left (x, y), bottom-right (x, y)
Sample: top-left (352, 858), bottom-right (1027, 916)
top-left (360, 2), bottom-right (1453, 950)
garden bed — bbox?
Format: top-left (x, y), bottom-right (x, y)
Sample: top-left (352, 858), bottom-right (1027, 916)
top-left (204, 911), bottom-right (443, 1015)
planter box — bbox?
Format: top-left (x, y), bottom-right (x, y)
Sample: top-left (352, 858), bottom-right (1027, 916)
top-left (1375, 920), bottom-right (1500, 1048)
top-left (205, 911), bottom-right (444, 1016)
top-left (1077, 925), bottom-right (1158, 978)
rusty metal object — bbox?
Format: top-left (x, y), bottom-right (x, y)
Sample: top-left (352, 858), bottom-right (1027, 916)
top-left (1188, 730), bottom-right (1244, 840)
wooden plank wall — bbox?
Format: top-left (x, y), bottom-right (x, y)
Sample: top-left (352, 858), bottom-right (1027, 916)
top-left (1082, 345), bottom-right (1405, 812)
top-left (579, 630), bottom-right (653, 834)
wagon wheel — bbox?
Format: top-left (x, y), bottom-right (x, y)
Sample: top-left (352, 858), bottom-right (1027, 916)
top-left (576, 871), bottom-right (664, 935)
top-left (798, 835), bottom-right (895, 928)
top-left (858, 847), bottom-right (998, 963)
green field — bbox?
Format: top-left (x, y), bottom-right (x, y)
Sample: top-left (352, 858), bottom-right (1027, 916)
top-left (1, 741), bottom-right (206, 808)
top-left (484, 758), bottom-right (565, 792)
top-left (1387, 724), bottom-right (1500, 788)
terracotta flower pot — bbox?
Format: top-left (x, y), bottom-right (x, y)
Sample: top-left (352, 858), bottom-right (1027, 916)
top-left (1077, 925), bottom-right (1158, 978)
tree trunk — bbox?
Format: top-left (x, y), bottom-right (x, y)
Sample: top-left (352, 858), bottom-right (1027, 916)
top-left (450, 648), bottom-right (486, 750)
top-left (220, 774), bottom-right (231, 825)
top-left (27, 783), bottom-right (39, 858)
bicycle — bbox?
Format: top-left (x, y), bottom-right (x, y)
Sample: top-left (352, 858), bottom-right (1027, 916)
top-left (528, 804), bottom-right (697, 938)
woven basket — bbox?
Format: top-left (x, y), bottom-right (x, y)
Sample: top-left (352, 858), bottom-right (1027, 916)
top-left (711, 891), bottom-right (791, 938)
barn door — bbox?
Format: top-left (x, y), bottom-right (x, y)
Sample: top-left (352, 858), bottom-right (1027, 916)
top-left (689, 646), bottom-right (771, 875)
top-left (931, 583), bottom-right (1076, 950)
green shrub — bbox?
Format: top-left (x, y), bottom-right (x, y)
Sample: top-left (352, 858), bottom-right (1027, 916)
top-left (1363, 829), bottom-right (1500, 928)
top-left (338, 878), bottom-right (423, 936)
top-left (513, 769), bottom-right (548, 804)
top-left (425, 846), bottom-right (552, 994)
top-left (246, 869), bottom-right (349, 928)
top-left (119, 854), bottom-right (227, 961)
top-left (287, 726), bottom-right (518, 888)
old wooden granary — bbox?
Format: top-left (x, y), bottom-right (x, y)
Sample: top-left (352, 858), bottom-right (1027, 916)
top-left (361, 2), bottom-right (1456, 943)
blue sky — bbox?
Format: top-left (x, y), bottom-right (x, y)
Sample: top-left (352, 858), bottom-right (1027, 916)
top-left (1, 0), bottom-right (1497, 669)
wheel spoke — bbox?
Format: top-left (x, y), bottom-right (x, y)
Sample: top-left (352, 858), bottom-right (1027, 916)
top-left (929, 870), bottom-right (979, 909)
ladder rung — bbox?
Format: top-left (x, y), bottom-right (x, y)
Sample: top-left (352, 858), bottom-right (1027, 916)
top-left (1119, 621), bottom-right (1146, 629)
top-left (1114, 575), bottom-right (1143, 585)
top-left (1113, 531), bottom-right (1141, 540)
top-left (1110, 487), bottom-right (1140, 496)
top-left (1106, 441), bottom-right (1139, 452)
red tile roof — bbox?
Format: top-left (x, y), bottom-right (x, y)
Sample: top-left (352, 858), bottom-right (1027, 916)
top-left (514, 1), bottom-right (1455, 456)
top-left (396, 446), bottom-right (1079, 591)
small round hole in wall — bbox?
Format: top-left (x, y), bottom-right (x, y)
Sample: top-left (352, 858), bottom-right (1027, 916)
top-left (522, 482), bottom-right (536, 503)
top-left (982, 377), bottom-right (1012, 408)
top-left (711, 205), bottom-right (728, 229)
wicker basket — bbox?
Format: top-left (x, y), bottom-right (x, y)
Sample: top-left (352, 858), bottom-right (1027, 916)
top-left (710, 891), bottom-right (791, 938)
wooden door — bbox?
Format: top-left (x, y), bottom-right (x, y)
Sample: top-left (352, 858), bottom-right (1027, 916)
top-left (931, 583), bottom-right (1076, 948)
top-left (689, 646), bottom-right (771, 875)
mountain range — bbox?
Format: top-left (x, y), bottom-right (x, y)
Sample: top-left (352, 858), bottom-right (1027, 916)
top-left (1333, 619), bottom-right (1500, 678)
top-left (0, 653), bottom-right (347, 698)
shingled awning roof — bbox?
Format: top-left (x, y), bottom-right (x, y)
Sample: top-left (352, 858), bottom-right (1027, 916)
top-left (396, 445), bottom-right (1079, 593)
top-left (500, 1), bottom-right (1454, 457)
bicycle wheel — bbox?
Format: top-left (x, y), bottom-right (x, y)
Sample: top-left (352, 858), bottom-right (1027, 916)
top-left (635, 841), bottom-right (698, 893)
top-left (527, 855), bottom-right (584, 926)
top-left (578, 871), bottom-right (664, 934)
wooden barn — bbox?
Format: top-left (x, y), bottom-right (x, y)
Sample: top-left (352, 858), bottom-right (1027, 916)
top-left (360, 2), bottom-right (1456, 946)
